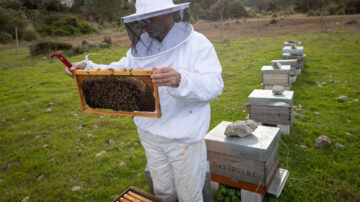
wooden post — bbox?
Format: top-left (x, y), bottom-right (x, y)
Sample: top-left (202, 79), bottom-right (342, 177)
top-left (220, 7), bottom-right (224, 41)
top-left (15, 26), bottom-right (19, 55)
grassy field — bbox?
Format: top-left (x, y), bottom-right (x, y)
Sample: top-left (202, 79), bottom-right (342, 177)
top-left (0, 28), bottom-right (359, 201)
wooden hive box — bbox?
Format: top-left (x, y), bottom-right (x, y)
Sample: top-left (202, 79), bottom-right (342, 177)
top-left (113, 186), bottom-right (165, 202)
top-left (282, 46), bottom-right (304, 55)
top-left (73, 69), bottom-right (161, 118)
top-left (248, 89), bottom-right (294, 125)
top-left (282, 53), bottom-right (306, 70)
top-left (271, 59), bottom-right (297, 76)
top-left (205, 122), bottom-right (282, 195)
top-left (283, 41), bottom-right (301, 47)
top-left (261, 65), bottom-right (291, 88)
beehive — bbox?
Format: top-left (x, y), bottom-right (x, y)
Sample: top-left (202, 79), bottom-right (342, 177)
top-left (73, 69), bottom-right (161, 118)
top-left (271, 59), bottom-right (297, 76)
top-left (282, 53), bottom-right (306, 71)
top-left (282, 46), bottom-right (304, 55)
top-left (205, 121), bottom-right (283, 195)
top-left (248, 89), bottom-right (294, 125)
top-left (283, 41), bottom-right (301, 47)
top-left (261, 65), bottom-right (291, 89)
top-left (113, 186), bottom-right (165, 202)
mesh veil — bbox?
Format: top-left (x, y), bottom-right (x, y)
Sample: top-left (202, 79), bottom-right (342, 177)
top-left (125, 8), bottom-right (191, 57)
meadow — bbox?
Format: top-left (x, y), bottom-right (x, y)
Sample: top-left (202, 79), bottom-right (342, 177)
top-left (0, 24), bottom-right (360, 201)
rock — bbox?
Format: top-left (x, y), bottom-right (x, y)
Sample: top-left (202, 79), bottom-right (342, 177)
top-left (314, 135), bottom-right (331, 148)
top-left (300, 145), bottom-right (308, 149)
top-left (119, 162), bottom-right (126, 166)
top-left (291, 44), bottom-right (297, 49)
top-left (74, 113), bottom-right (78, 116)
top-left (48, 102), bottom-right (53, 107)
top-left (336, 95), bottom-right (348, 100)
top-left (298, 104), bottom-right (304, 109)
top-left (93, 124), bottom-right (98, 129)
top-left (224, 121), bottom-right (254, 138)
top-left (314, 112), bottom-right (320, 115)
top-left (272, 85), bottom-right (285, 95)
top-left (43, 144), bottom-right (48, 148)
top-left (353, 99), bottom-right (359, 102)
top-left (316, 83), bottom-right (323, 87)
top-left (272, 62), bottom-right (282, 69)
top-left (72, 186), bottom-right (81, 191)
top-left (96, 150), bottom-right (106, 157)
top-left (35, 135), bottom-right (41, 139)
top-left (2, 118), bottom-right (6, 122)
top-left (46, 108), bottom-right (52, 113)
top-left (21, 118), bottom-right (26, 122)
top-left (296, 114), bottom-right (306, 119)
top-left (348, 101), bottom-right (354, 104)
top-left (21, 196), bottom-right (30, 202)
top-left (0, 178), bottom-right (3, 183)
top-left (37, 175), bottom-right (44, 181)
top-left (345, 132), bottom-right (352, 136)
top-left (245, 119), bottom-right (258, 130)
top-left (130, 147), bottom-right (135, 150)
top-left (334, 143), bottom-right (344, 149)
top-left (346, 119), bottom-right (351, 123)
top-left (321, 82), bottom-right (326, 85)
top-left (87, 134), bottom-right (93, 138)
top-left (116, 147), bottom-right (123, 151)
top-left (108, 139), bottom-right (115, 145)
top-left (49, 158), bottom-right (56, 162)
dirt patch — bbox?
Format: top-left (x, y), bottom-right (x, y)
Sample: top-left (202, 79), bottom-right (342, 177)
top-left (82, 76), bottom-right (155, 112)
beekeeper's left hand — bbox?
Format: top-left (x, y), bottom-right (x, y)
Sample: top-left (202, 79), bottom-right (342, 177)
top-left (151, 67), bottom-right (181, 88)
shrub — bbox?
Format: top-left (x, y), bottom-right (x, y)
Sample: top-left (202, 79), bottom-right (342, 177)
top-left (22, 29), bottom-right (38, 41)
top-left (30, 41), bottom-right (72, 55)
top-left (0, 32), bottom-right (13, 44)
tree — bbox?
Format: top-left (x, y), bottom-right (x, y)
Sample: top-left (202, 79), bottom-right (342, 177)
top-left (191, 2), bottom-right (205, 21)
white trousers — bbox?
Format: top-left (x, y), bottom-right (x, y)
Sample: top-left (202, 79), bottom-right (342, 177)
top-left (138, 129), bottom-right (207, 202)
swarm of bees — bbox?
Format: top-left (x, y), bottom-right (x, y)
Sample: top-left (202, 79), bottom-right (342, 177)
top-left (82, 76), bottom-right (155, 112)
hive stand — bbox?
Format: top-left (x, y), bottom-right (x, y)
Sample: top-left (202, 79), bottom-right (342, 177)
top-left (145, 162), bottom-right (213, 202)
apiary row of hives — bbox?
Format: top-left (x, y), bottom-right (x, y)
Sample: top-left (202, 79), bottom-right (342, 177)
top-left (204, 40), bottom-right (306, 202)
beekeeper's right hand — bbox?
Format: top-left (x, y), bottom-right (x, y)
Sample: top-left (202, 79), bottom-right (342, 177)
top-left (65, 62), bottom-right (86, 78)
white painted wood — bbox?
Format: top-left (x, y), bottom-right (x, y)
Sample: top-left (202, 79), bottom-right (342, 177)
top-left (277, 124), bottom-right (290, 135)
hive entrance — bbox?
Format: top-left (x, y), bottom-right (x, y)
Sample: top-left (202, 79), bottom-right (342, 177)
top-left (81, 76), bottom-right (156, 112)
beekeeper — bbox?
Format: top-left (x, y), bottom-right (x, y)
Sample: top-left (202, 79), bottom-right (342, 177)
top-left (65, 0), bottom-right (223, 201)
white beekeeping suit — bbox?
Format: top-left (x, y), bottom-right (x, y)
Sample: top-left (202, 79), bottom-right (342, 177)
top-left (83, 0), bottom-right (223, 201)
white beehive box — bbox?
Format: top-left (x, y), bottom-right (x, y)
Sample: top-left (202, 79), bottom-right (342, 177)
top-left (261, 65), bottom-right (291, 89)
top-left (205, 121), bottom-right (288, 196)
top-left (283, 41), bottom-right (301, 47)
top-left (248, 89), bottom-right (294, 125)
top-left (271, 60), bottom-right (297, 76)
top-left (282, 46), bottom-right (304, 55)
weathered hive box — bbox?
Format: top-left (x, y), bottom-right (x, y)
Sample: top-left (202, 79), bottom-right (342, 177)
top-left (282, 46), bottom-right (304, 55)
top-left (248, 89), bottom-right (294, 125)
top-left (271, 60), bottom-right (297, 76)
top-left (205, 121), bottom-right (284, 195)
top-left (261, 65), bottom-right (291, 89)
top-left (282, 53), bottom-right (306, 72)
top-left (283, 41), bottom-right (301, 47)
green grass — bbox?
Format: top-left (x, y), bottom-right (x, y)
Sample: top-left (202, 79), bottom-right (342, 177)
top-left (0, 29), bottom-right (359, 201)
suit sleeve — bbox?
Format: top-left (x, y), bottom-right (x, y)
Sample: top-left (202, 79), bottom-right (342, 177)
top-left (167, 39), bottom-right (223, 104)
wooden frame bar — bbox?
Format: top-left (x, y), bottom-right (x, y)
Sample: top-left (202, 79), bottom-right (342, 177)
top-left (73, 69), bottom-right (162, 118)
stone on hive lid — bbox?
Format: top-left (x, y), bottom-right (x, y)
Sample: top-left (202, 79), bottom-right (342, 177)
top-left (291, 44), bottom-right (297, 49)
top-left (272, 85), bottom-right (285, 95)
top-left (272, 62), bottom-right (282, 69)
top-left (224, 120), bottom-right (258, 138)
top-left (271, 60), bottom-right (297, 76)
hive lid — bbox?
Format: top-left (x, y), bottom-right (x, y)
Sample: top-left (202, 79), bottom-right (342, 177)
top-left (284, 41), bottom-right (301, 46)
top-left (282, 53), bottom-right (306, 59)
top-left (205, 121), bottom-right (281, 161)
top-left (282, 46), bottom-right (304, 54)
top-left (261, 65), bottom-right (291, 74)
top-left (248, 89), bottom-right (294, 106)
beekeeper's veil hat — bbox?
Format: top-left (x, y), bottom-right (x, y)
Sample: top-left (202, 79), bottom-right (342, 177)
top-left (122, 0), bottom-right (192, 57)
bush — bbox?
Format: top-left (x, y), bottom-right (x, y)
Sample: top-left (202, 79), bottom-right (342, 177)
top-left (22, 29), bottom-right (38, 41)
top-left (0, 32), bottom-right (13, 44)
top-left (30, 41), bottom-right (72, 55)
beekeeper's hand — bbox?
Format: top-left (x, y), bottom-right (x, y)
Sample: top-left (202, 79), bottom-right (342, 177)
top-left (65, 62), bottom-right (86, 78)
top-left (151, 67), bottom-right (181, 88)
